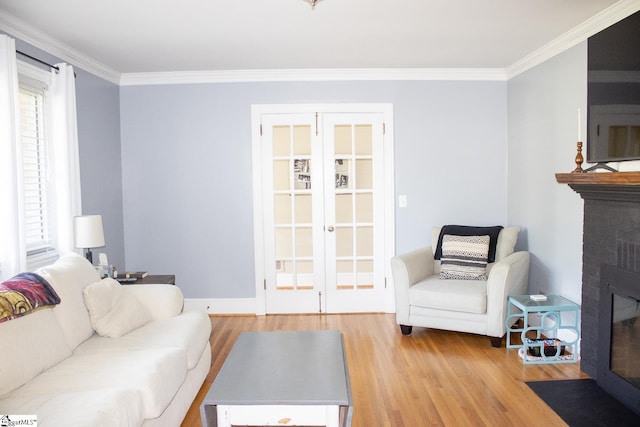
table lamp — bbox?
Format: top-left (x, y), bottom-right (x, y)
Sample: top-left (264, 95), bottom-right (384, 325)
top-left (73, 215), bottom-right (105, 263)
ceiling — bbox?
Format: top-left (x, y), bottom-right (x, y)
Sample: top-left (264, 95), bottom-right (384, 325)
top-left (0, 0), bottom-right (633, 78)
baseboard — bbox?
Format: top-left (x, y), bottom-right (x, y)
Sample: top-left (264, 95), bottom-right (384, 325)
top-left (184, 298), bottom-right (257, 315)
top-left (184, 298), bottom-right (395, 315)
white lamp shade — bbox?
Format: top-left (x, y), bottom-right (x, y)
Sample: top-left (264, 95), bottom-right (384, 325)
top-left (73, 215), bottom-right (105, 248)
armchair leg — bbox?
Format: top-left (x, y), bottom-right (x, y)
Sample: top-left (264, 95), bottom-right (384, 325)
top-left (489, 336), bottom-right (502, 348)
top-left (400, 325), bottom-right (413, 335)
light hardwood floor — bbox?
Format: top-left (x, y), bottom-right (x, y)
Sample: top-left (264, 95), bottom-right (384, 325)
top-left (182, 314), bottom-right (588, 426)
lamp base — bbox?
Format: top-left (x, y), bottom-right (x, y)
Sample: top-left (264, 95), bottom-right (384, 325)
top-left (85, 249), bottom-right (93, 264)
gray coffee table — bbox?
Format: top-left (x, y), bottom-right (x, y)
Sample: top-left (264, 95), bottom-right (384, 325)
top-left (200, 329), bottom-right (353, 427)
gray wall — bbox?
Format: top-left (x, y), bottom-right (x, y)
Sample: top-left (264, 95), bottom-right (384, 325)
top-left (75, 72), bottom-right (124, 271)
top-left (4, 32), bottom-right (126, 271)
top-left (507, 42), bottom-right (587, 304)
top-left (6, 29), bottom-right (590, 305)
top-left (120, 80), bottom-right (508, 298)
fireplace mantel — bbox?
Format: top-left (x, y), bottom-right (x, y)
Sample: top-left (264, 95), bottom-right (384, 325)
top-left (556, 172), bottom-right (640, 202)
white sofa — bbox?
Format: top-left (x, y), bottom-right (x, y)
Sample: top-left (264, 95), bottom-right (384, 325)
top-left (0, 253), bottom-right (212, 426)
top-left (391, 226), bottom-right (530, 347)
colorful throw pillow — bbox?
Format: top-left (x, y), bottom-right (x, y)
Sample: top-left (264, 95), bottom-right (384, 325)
top-left (83, 278), bottom-right (152, 338)
top-left (0, 272), bottom-right (61, 323)
top-left (434, 225), bottom-right (503, 263)
top-left (440, 234), bottom-right (490, 280)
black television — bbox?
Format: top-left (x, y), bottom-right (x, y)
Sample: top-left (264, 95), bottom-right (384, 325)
top-left (587, 11), bottom-right (640, 167)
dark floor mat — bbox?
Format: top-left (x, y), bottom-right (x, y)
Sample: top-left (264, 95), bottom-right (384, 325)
top-left (526, 379), bottom-right (640, 426)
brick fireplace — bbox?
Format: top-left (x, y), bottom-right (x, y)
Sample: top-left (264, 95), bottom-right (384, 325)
top-left (557, 172), bottom-right (640, 415)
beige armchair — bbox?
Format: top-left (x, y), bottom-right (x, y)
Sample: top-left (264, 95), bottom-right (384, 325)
top-left (390, 226), bottom-right (530, 347)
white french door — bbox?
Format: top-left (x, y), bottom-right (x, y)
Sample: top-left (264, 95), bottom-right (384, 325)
top-left (261, 113), bottom-right (323, 313)
top-left (322, 113), bottom-right (387, 313)
top-left (252, 104), bottom-right (395, 314)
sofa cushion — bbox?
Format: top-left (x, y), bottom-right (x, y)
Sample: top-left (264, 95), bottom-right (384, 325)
top-left (123, 284), bottom-right (185, 320)
top-left (409, 275), bottom-right (487, 314)
top-left (0, 308), bottom-right (71, 396)
top-left (0, 388), bottom-right (144, 427)
top-left (36, 253), bottom-right (100, 350)
top-left (75, 310), bottom-right (211, 370)
top-left (0, 272), bottom-right (60, 323)
top-left (83, 278), bottom-right (152, 338)
top-left (440, 234), bottom-right (490, 280)
top-left (6, 347), bottom-right (187, 419)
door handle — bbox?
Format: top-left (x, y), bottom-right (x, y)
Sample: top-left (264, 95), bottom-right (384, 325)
top-left (327, 226), bottom-right (335, 232)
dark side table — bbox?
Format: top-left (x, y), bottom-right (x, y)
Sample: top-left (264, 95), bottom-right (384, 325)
top-left (136, 275), bottom-right (175, 285)
top-left (117, 275), bottom-right (175, 285)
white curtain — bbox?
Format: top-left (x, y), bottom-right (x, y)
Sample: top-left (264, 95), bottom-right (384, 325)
top-left (50, 63), bottom-right (82, 255)
top-left (0, 35), bottom-right (26, 281)
top-left (0, 38), bottom-right (83, 280)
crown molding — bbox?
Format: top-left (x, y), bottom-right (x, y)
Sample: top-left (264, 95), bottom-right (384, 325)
top-left (119, 68), bottom-right (507, 86)
top-left (0, 10), bottom-right (120, 84)
top-left (506, 0), bottom-right (640, 79)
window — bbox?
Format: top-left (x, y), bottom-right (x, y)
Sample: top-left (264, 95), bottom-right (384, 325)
top-left (18, 63), bottom-right (57, 267)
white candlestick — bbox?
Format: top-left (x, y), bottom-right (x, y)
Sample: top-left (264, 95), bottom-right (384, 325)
top-left (577, 108), bottom-right (581, 141)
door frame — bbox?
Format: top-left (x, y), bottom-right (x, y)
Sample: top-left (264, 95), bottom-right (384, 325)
top-left (251, 104), bottom-right (396, 315)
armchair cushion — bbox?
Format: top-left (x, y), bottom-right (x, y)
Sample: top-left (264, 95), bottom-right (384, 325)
top-left (409, 276), bottom-right (487, 314)
top-left (440, 234), bottom-right (490, 280)
top-left (494, 227), bottom-right (519, 261)
top-left (434, 225), bottom-right (503, 262)
top-left (431, 226), bottom-right (519, 275)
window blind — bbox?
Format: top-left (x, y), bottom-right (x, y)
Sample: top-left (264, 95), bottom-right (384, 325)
top-left (19, 82), bottom-right (55, 255)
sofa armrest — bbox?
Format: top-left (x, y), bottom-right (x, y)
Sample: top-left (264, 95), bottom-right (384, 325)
top-left (122, 285), bottom-right (184, 320)
top-left (485, 251), bottom-right (530, 337)
top-left (390, 246), bottom-right (435, 325)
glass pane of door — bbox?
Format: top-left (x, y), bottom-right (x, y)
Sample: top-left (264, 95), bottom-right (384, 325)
top-left (273, 124), bottom-right (315, 292)
top-left (334, 124), bottom-right (374, 290)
